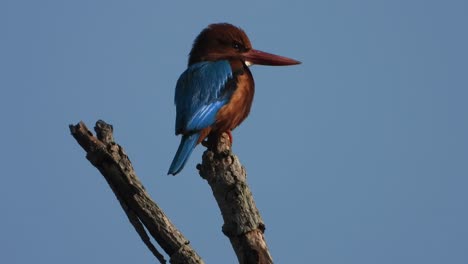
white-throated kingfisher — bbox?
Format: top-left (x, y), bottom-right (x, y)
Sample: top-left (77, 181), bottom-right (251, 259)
top-left (168, 23), bottom-right (300, 175)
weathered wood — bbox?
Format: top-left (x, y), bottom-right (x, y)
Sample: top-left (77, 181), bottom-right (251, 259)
top-left (198, 134), bottom-right (273, 264)
top-left (69, 120), bottom-right (204, 264)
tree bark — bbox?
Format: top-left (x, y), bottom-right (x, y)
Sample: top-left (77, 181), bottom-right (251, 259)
top-left (70, 120), bottom-right (272, 264)
top-left (198, 134), bottom-right (273, 264)
top-left (69, 120), bottom-right (204, 264)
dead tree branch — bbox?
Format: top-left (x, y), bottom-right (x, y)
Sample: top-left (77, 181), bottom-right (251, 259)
top-left (69, 120), bottom-right (204, 264)
top-left (70, 120), bottom-right (272, 264)
top-left (198, 134), bottom-right (273, 264)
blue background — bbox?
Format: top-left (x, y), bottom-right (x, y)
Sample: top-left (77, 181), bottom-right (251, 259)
top-left (1, 1), bottom-right (467, 263)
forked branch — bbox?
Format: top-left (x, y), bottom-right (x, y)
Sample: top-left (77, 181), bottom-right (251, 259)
top-left (69, 120), bottom-right (272, 264)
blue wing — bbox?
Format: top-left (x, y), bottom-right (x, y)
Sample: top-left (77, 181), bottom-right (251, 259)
top-left (174, 60), bottom-right (234, 134)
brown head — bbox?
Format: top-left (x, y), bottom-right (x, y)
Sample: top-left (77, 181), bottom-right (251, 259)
top-left (188, 23), bottom-right (301, 67)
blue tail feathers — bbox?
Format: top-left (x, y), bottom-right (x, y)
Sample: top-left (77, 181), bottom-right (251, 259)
top-left (168, 133), bottom-right (200, 175)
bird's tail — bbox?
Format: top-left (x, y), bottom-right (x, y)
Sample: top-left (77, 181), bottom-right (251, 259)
top-left (168, 133), bottom-right (200, 176)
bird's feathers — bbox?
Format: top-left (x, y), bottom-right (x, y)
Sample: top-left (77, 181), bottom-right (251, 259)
top-left (169, 60), bottom-right (235, 175)
top-left (168, 133), bottom-right (200, 175)
top-left (174, 60), bottom-right (234, 133)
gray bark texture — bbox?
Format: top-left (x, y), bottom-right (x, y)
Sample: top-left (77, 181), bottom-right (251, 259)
top-left (198, 134), bottom-right (273, 264)
top-left (69, 120), bottom-right (203, 264)
top-left (69, 120), bottom-right (272, 264)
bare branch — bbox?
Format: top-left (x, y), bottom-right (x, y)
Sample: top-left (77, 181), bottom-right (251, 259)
top-left (69, 120), bottom-right (204, 264)
top-left (198, 134), bottom-right (273, 264)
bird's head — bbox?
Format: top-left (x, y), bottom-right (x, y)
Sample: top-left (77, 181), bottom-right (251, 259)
top-left (188, 23), bottom-right (301, 66)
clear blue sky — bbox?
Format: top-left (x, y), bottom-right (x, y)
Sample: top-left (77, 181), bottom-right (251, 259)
top-left (1, 1), bottom-right (467, 263)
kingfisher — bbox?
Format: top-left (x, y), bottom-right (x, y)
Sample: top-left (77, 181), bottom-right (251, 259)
top-left (168, 23), bottom-right (300, 175)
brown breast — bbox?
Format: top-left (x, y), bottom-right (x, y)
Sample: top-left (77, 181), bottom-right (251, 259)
top-left (214, 65), bottom-right (254, 133)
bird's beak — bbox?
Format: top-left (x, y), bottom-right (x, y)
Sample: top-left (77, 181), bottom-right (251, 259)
top-left (243, 49), bottom-right (301, 66)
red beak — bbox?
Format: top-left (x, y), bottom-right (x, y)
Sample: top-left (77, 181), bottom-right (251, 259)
top-left (243, 49), bottom-right (301, 66)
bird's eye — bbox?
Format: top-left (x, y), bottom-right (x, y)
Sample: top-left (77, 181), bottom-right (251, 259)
top-left (232, 42), bottom-right (243, 51)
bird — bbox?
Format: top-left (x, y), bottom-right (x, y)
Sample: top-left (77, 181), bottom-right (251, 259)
top-left (168, 23), bottom-right (300, 175)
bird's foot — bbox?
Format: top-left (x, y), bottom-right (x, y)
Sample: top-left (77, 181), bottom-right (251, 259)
top-left (226, 131), bottom-right (233, 146)
top-left (202, 131), bottom-right (233, 150)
